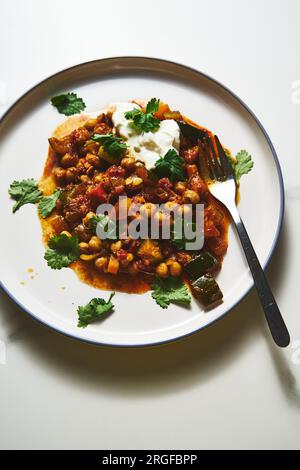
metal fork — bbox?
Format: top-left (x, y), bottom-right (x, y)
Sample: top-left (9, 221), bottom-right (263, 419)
top-left (199, 135), bottom-right (290, 348)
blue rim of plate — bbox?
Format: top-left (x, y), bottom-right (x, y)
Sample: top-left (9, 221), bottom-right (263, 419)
top-left (0, 56), bottom-right (285, 348)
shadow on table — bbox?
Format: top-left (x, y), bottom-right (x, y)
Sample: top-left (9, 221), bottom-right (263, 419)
top-left (1, 220), bottom-right (299, 402)
top-left (261, 217), bottom-right (300, 408)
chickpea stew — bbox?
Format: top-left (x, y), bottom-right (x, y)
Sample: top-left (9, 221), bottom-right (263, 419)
top-left (8, 96), bottom-right (254, 326)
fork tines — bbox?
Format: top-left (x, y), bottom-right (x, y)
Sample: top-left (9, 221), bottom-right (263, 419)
top-left (199, 135), bottom-right (234, 182)
top-left (214, 135), bottom-right (235, 179)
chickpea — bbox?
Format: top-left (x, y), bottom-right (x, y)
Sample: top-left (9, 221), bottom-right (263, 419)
top-left (95, 257), bottom-right (108, 271)
top-left (79, 242), bottom-right (90, 254)
top-left (166, 258), bottom-right (174, 267)
top-left (110, 240), bottom-right (122, 253)
top-left (174, 181), bottom-right (186, 195)
top-left (93, 174), bottom-right (103, 184)
top-left (83, 211), bottom-right (96, 227)
top-left (76, 157), bottom-right (84, 166)
top-left (156, 262), bottom-right (168, 277)
top-left (86, 153), bottom-right (100, 167)
top-left (60, 153), bottom-right (79, 168)
top-left (86, 165), bottom-right (95, 177)
top-left (169, 261), bottom-right (182, 277)
top-left (65, 167), bottom-right (78, 183)
top-left (80, 253), bottom-right (99, 261)
top-left (126, 253), bottom-right (134, 262)
top-left (125, 176), bottom-right (143, 188)
top-left (61, 230), bottom-right (72, 238)
top-left (84, 161), bottom-right (91, 170)
top-left (53, 167), bottom-right (66, 184)
top-left (183, 189), bottom-right (200, 204)
top-left (84, 118), bottom-right (97, 129)
top-left (80, 175), bottom-right (89, 183)
top-left (89, 236), bottom-right (102, 251)
top-left (121, 157), bottom-right (136, 172)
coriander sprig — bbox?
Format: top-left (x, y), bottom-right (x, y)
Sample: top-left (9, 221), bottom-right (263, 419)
top-left (90, 133), bottom-right (128, 159)
top-left (125, 98), bottom-right (160, 133)
top-left (8, 179), bottom-right (42, 213)
top-left (232, 150), bottom-right (254, 181)
top-left (151, 277), bottom-right (191, 309)
top-left (38, 189), bottom-right (61, 218)
top-left (154, 149), bottom-right (185, 182)
top-left (51, 92), bottom-right (86, 116)
top-left (44, 233), bottom-right (80, 270)
top-left (77, 293), bottom-right (115, 328)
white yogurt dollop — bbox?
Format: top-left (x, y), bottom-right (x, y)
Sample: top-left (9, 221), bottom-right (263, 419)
top-left (112, 102), bottom-right (180, 170)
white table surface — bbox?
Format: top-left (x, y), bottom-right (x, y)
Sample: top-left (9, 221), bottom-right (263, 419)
top-left (1, 0), bottom-right (300, 450)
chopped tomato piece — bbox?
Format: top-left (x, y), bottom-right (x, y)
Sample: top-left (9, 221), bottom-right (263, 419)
top-left (158, 178), bottom-right (173, 190)
top-left (89, 183), bottom-right (107, 203)
top-left (107, 165), bottom-right (126, 178)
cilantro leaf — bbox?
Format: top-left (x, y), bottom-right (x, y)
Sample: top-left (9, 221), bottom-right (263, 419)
top-left (77, 292), bottom-right (115, 328)
top-left (44, 233), bottom-right (80, 270)
top-left (154, 149), bottom-right (185, 182)
top-left (125, 98), bottom-right (160, 133)
top-left (8, 179), bottom-right (42, 213)
top-left (124, 108), bottom-right (141, 120)
top-left (233, 150), bottom-right (254, 181)
top-left (91, 133), bottom-right (128, 159)
top-left (90, 214), bottom-right (118, 240)
top-left (151, 277), bottom-right (191, 309)
top-left (38, 189), bottom-right (61, 218)
top-left (145, 97), bottom-right (160, 114)
top-left (50, 92), bottom-right (86, 116)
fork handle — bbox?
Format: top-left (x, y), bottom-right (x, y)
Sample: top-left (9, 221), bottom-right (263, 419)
top-left (231, 207), bottom-right (290, 347)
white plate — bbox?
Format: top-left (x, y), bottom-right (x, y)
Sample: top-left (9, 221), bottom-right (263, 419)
top-left (0, 57), bottom-right (284, 347)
